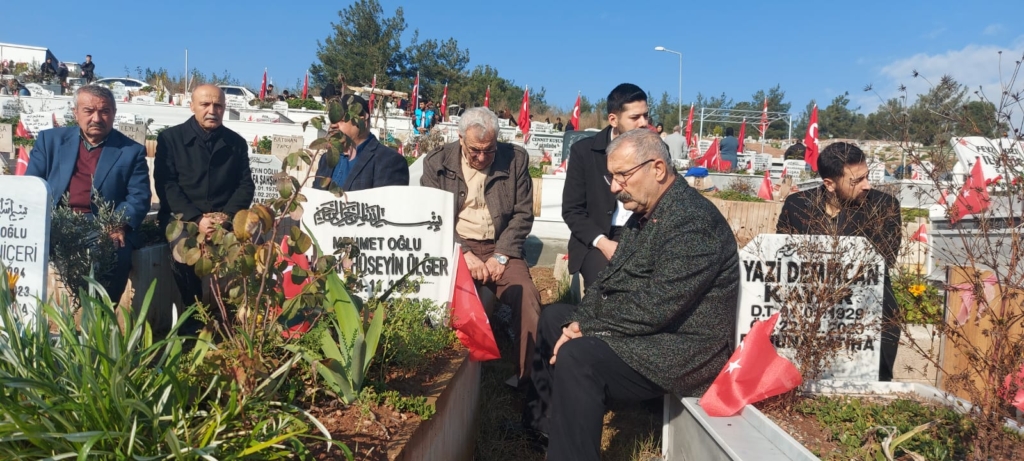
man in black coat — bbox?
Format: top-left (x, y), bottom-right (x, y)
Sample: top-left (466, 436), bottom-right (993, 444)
top-left (80, 55), bottom-right (95, 83)
top-left (776, 142), bottom-right (902, 380)
top-left (154, 84), bottom-right (255, 309)
top-left (528, 129), bottom-right (739, 461)
top-left (313, 94), bottom-right (408, 192)
top-left (562, 83), bottom-right (651, 287)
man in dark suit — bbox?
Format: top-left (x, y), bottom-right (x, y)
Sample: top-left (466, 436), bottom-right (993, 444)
top-left (562, 83), bottom-right (651, 287)
top-left (80, 55), bottom-right (95, 83)
top-left (528, 129), bottom-right (739, 460)
top-left (26, 85), bottom-right (152, 302)
top-left (777, 142), bottom-right (902, 380)
top-left (154, 84), bottom-right (255, 308)
top-left (313, 94), bottom-right (408, 192)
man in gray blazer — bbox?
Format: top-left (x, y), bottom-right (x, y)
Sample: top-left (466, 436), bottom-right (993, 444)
top-left (526, 129), bottom-right (739, 461)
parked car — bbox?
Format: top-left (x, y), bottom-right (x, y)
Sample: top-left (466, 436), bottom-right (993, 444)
top-left (93, 77), bottom-right (149, 91)
top-left (219, 85), bottom-right (258, 104)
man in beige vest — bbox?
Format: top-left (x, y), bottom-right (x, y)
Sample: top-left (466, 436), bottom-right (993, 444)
top-left (421, 107), bottom-right (542, 385)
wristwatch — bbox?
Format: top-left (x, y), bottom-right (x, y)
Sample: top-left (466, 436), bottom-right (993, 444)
top-left (492, 254), bottom-right (509, 265)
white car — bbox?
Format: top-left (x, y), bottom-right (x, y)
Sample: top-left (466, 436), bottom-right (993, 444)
top-left (219, 85), bottom-right (258, 103)
top-left (93, 77), bottom-right (149, 91)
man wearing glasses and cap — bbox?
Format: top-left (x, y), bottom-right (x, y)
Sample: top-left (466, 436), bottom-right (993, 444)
top-left (421, 107), bottom-right (542, 388)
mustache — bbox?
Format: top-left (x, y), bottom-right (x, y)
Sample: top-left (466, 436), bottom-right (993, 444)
top-left (87, 122), bottom-right (105, 129)
top-left (616, 191), bottom-right (633, 203)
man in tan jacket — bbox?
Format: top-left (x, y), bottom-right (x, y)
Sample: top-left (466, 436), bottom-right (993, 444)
top-left (420, 107), bottom-right (542, 385)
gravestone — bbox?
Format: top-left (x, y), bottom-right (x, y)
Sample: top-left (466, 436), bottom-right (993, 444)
top-left (1, 100), bottom-right (20, 118)
top-left (560, 130), bottom-right (597, 165)
top-left (0, 176), bottom-right (52, 325)
top-left (754, 154), bottom-right (773, 172)
top-left (248, 154), bottom-right (283, 204)
top-left (952, 136), bottom-right (1024, 183)
top-left (868, 161), bottom-right (886, 184)
top-left (736, 234), bottom-right (884, 381)
top-left (21, 112), bottom-right (54, 137)
top-left (132, 95), bottom-right (155, 104)
top-left (783, 159), bottom-right (807, 177)
top-left (272, 101), bottom-right (289, 112)
top-left (113, 113), bottom-right (138, 131)
top-left (110, 83), bottom-right (129, 102)
top-left (119, 123), bottom-right (147, 145)
top-left (271, 134), bottom-right (304, 161)
top-left (0, 124), bottom-right (12, 157)
top-left (526, 133), bottom-right (564, 158)
top-left (226, 98), bottom-right (248, 111)
top-left (737, 154), bottom-right (755, 171)
top-left (302, 186), bottom-right (455, 307)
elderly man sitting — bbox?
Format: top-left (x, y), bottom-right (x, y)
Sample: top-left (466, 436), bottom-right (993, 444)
top-left (420, 107), bottom-right (543, 385)
top-left (525, 128), bottom-right (740, 461)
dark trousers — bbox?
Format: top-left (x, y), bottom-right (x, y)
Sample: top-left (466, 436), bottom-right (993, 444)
top-left (527, 304), bottom-right (664, 461)
top-left (880, 282), bottom-right (900, 381)
top-left (578, 226), bottom-right (624, 287)
top-left (462, 239), bottom-right (542, 380)
top-left (103, 241), bottom-right (134, 304)
top-left (171, 259), bottom-right (207, 335)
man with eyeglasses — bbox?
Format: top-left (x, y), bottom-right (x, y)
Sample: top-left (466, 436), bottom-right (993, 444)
top-left (527, 129), bottom-right (739, 460)
top-left (421, 107), bottom-right (542, 387)
top-left (562, 83), bottom-right (651, 288)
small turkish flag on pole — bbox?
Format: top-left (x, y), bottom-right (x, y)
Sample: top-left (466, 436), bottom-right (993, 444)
top-left (483, 85), bottom-right (490, 108)
top-left (15, 120), bottom-right (31, 139)
top-left (440, 82), bottom-right (449, 122)
top-left (411, 72), bottom-right (420, 111)
top-left (684, 103), bottom-right (695, 146)
top-left (259, 68), bottom-right (267, 100)
top-left (571, 92), bottom-right (581, 130)
top-left (911, 222), bottom-right (929, 243)
top-left (301, 71), bottom-right (309, 99)
top-left (804, 104), bottom-right (819, 171)
top-left (698, 313), bottom-right (802, 417)
top-left (450, 245), bottom-right (501, 361)
top-left (758, 170), bottom-right (773, 201)
top-left (15, 145), bottom-right (30, 175)
top-left (737, 118), bottom-right (746, 153)
top-left (759, 96), bottom-right (769, 139)
top-left (368, 74), bottom-right (377, 114)
top-left (518, 86), bottom-right (531, 143)
top-left (950, 157), bottom-right (992, 224)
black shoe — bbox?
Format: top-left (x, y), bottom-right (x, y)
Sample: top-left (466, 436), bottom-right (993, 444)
top-left (498, 419), bottom-right (548, 453)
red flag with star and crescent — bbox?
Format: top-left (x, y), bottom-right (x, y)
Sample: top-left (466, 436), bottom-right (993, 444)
top-left (684, 103), bottom-right (695, 146)
top-left (698, 313), bottom-right (802, 417)
top-left (911, 222), bottom-right (929, 243)
top-left (759, 96), bottom-right (768, 138)
top-left (804, 104), bottom-right (819, 171)
top-left (259, 68), bottom-right (267, 100)
top-left (518, 87), bottom-right (531, 143)
top-left (15, 146), bottom-right (30, 176)
top-left (950, 157), bottom-right (992, 224)
top-left (16, 120), bottom-right (31, 139)
top-left (737, 118), bottom-right (746, 154)
top-left (440, 82), bottom-right (449, 122)
top-left (483, 85), bottom-right (490, 108)
top-left (571, 92), bottom-right (581, 131)
top-left (301, 71), bottom-right (309, 99)
top-left (450, 246), bottom-right (501, 361)
top-left (757, 170), bottom-right (773, 201)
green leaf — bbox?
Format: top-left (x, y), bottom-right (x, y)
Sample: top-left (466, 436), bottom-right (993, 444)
top-left (194, 257), bottom-right (213, 278)
top-left (309, 138), bottom-right (330, 151)
top-left (165, 220), bottom-right (183, 242)
top-left (184, 247), bottom-right (201, 266)
top-left (296, 232), bottom-right (313, 253)
top-left (327, 101), bottom-right (343, 124)
top-left (363, 303), bottom-right (385, 372)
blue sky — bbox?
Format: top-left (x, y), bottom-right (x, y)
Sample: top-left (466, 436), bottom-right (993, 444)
top-left (2, 0), bottom-right (1022, 118)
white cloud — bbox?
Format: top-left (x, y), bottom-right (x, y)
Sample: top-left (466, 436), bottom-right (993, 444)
top-left (983, 24), bottom-right (1004, 36)
top-left (921, 27), bottom-right (946, 40)
top-left (863, 40), bottom-right (1024, 128)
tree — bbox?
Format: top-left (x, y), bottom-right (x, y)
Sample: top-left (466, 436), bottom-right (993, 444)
top-left (311, 0), bottom-right (406, 92)
top-left (818, 91), bottom-right (866, 139)
top-left (650, 91), bottom-right (680, 129)
top-left (793, 100), bottom-right (816, 139)
top-left (907, 75), bottom-right (967, 146)
top-left (751, 84), bottom-right (792, 140)
top-left (578, 95), bottom-right (594, 115)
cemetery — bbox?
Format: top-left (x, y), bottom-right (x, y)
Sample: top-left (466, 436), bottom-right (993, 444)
top-left (1, 36), bottom-right (1024, 461)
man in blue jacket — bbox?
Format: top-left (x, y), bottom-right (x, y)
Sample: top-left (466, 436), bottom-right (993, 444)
top-left (313, 94), bottom-right (409, 192)
top-left (26, 85), bottom-right (152, 303)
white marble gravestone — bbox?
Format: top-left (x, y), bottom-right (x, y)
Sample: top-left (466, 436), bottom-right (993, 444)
top-left (248, 154), bottom-right (283, 204)
top-left (0, 176), bottom-right (52, 325)
top-left (20, 112), bottom-right (54, 137)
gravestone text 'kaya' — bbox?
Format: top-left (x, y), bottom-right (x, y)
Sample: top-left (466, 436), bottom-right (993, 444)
top-left (248, 154), bottom-right (283, 204)
top-left (736, 234), bottom-right (884, 381)
top-left (302, 186), bottom-right (455, 307)
top-left (0, 176), bottom-right (52, 325)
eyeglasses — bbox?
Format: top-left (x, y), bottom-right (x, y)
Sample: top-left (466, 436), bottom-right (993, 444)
top-left (604, 159), bottom-right (654, 186)
top-left (463, 146), bottom-right (497, 157)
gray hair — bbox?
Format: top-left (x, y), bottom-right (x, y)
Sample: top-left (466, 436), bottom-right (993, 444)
top-left (607, 128), bottom-right (672, 165)
top-left (457, 107), bottom-right (499, 139)
top-left (74, 85), bottom-right (116, 108)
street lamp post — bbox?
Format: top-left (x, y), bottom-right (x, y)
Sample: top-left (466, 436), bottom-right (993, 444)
top-left (654, 46), bottom-right (682, 129)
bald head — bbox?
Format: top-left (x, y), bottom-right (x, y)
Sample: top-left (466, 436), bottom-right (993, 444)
top-left (191, 84), bottom-right (226, 131)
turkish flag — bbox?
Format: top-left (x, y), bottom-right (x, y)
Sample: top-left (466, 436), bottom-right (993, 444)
top-left (684, 103), bottom-right (695, 146)
top-left (570, 93), bottom-right (581, 131)
top-left (411, 72), bottom-right (419, 110)
top-left (15, 120), bottom-right (31, 139)
top-left (950, 158), bottom-right (992, 224)
top-left (911, 223), bottom-right (929, 243)
top-left (938, 189), bottom-right (949, 205)
top-left (542, 150), bottom-right (552, 163)
top-left (483, 85), bottom-right (490, 108)
top-left (737, 118), bottom-right (746, 154)
top-left (804, 104), bottom-right (819, 171)
top-left (412, 142), bottom-right (420, 158)
top-left (301, 72), bottom-right (309, 99)
top-left (518, 87), bottom-right (531, 143)
top-left (759, 96), bottom-right (769, 138)
top-left (554, 158), bottom-right (567, 174)
top-left (278, 238), bottom-right (311, 300)
top-left (699, 313), bottom-right (803, 417)
top-left (698, 138), bottom-right (721, 171)
top-left (397, 143), bottom-right (404, 156)
top-left (368, 74), bottom-right (377, 114)
top-left (450, 247), bottom-right (501, 361)
top-left (758, 170), bottom-right (773, 201)
top-left (1002, 364), bottom-right (1024, 413)
top-left (440, 82), bottom-right (449, 123)
top-left (259, 69), bottom-right (267, 100)
top-left (15, 146), bottom-right (30, 175)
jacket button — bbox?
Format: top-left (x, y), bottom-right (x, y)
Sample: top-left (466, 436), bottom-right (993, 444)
top-left (607, 211), bottom-right (613, 215)
top-left (460, 192), bottom-right (465, 196)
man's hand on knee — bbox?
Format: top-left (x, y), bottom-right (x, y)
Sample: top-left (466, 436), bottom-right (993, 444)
top-left (550, 322), bottom-right (582, 365)
top-left (485, 255), bottom-right (506, 281)
top-left (464, 251), bottom-right (492, 283)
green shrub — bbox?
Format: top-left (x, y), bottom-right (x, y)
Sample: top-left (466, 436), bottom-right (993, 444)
top-left (714, 189), bottom-right (765, 202)
top-left (377, 297), bottom-right (457, 376)
top-left (0, 269), bottom-right (332, 459)
top-left (902, 208), bottom-right (930, 223)
top-left (287, 99), bottom-right (325, 111)
top-left (893, 273), bottom-right (944, 324)
top-left (529, 165), bottom-right (544, 178)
